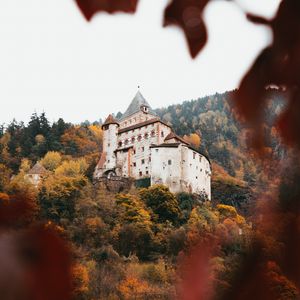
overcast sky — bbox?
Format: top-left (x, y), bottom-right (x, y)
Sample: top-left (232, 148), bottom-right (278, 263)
top-left (0, 0), bottom-right (281, 124)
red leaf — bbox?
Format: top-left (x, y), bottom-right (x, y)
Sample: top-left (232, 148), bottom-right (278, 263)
top-left (235, 0), bottom-right (300, 148)
top-left (164, 0), bottom-right (210, 58)
top-left (75, 0), bottom-right (139, 21)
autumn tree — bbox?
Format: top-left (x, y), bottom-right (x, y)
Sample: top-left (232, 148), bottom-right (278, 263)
top-left (139, 185), bottom-right (182, 225)
top-left (40, 151), bottom-right (62, 171)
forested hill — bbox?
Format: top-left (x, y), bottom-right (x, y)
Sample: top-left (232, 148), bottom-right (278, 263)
top-left (155, 89), bottom-right (285, 186)
top-left (0, 89), bottom-right (285, 188)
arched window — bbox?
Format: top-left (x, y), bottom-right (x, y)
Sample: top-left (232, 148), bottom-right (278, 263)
top-left (125, 139), bottom-right (129, 145)
top-left (145, 133), bottom-right (149, 139)
top-left (118, 141), bottom-right (122, 147)
top-left (131, 136), bottom-right (135, 143)
top-left (151, 130), bottom-right (155, 137)
top-left (137, 135), bottom-right (142, 141)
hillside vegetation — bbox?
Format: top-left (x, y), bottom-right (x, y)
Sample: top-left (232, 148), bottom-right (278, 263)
top-left (0, 90), bottom-right (296, 299)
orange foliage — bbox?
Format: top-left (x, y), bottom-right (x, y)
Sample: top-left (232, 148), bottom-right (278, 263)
top-left (118, 275), bottom-right (151, 300)
top-left (72, 263), bottom-right (89, 294)
top-left (183, 133), bottom-right (201, 149)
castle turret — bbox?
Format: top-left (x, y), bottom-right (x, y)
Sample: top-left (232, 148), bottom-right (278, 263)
top-left (94, 114), bottom-right (119, 179)
top-left (102, 114), bottom-right (119, 172)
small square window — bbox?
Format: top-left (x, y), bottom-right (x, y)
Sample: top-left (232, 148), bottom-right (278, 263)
top-left (139, 171), bottom-right (142, 176)
top-left (168, 160), bottom-right (172, 165)
top-left (141, 159), bottom-right (145, 164)
top-left (133, 162), bottom-right (136, 167)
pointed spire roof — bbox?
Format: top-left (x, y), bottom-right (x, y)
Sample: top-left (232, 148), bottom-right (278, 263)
top-left (102, 114), bottom-right (119, 128)
top-left (119, 90), bottom-right (156, 121)
top-left (28, 162), bottom-right (47, 175)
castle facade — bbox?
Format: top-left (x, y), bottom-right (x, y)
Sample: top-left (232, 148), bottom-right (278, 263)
top-left (94, 91), bottom-right (211, 198)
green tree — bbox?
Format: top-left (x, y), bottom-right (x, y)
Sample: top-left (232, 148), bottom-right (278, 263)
top-left (139, 185), bottom-right (182, 225)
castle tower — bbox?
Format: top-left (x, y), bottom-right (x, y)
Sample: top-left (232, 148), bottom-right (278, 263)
top-left (94, 114), bottom-right (119, 178)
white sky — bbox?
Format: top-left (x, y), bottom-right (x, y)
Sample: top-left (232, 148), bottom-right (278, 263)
top-left (0, 0), bottom-right (281, 125)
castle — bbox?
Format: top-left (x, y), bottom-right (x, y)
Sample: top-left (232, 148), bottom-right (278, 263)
top-left (94, 91), bottom-right (211, 198)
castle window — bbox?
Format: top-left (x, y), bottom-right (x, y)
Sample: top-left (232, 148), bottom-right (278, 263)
top-left (108, 160), bottom-right (110, 163)
top-left (118, 141), bottom-right (122, 147)
top-left (125, 139), bottom-right (129, 145)
top-left (141, 147), bottom-right (144, 152)
top-left (133, 149), bottom-right (136, 154)
top-left (146, 171), bottom-right (149, 175)
top-left (137, 135), bottom-right (142, 141)
top-left (149, 157), bottom-right (151, 162)
top-left (161, 131), bottom-right (164, 137)
top-left (199, 156), bottom-right (202, 162)
top-left (131, 137), bottom-right (135, 143)
top-left (151, 130), bottom-right (155, 137)
top-left (145, 133), bottom-right (149, 139)
top-left (133, 162), bottom-right (136, 167)
top-left (193, 152), bottom-right (196, 159)
top-left (155, 149), bottom-right (159, 153)
top-left (168, 159), bottom-right (172, 165)
top-left (139, 171), bottom-right (143, 176)
top-left (108, 143), bottom-right (110, 147)
top-left (141, 159), bottom-right (145, 164)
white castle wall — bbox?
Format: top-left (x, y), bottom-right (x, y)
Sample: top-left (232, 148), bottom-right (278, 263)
top-left (181, 145), bottom-right (211, 199)
top-left (151, 144), bottom-right (211, 198)
top-left (150, 145), bottom-right (182, 193)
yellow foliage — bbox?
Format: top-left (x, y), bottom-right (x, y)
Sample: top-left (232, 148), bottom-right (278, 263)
top-left (89, 125), bottom-right (103, 143)
top-left (212, 162), bottom-right (246, 187)
top-left (55, 159), bottom-right (88, 177)
top-left (40, 151), bottom-right (62, 171)
top-left (19, 158), bottom-right (32, 173)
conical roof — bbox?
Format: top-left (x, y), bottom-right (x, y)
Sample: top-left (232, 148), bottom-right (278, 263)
top-left (28, 162), bottom-right (47, 175)
top-left (119, 91), bottom-right (156, 121)
top-left (102, 114), bottom-right (119, 128)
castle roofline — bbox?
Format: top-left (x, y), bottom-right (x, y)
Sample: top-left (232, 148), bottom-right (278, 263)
top-left (118, 118), bottom-right (171, 134)
top-left (102, 114), bottom-right (119, 128)
top-left (119, 90), bottom-right (156, 121)
top-left (164, 132), bottom-right (189, 145)
top-left (185, 144), bottom-right (211, 165)
top-left (150, 143), bottom-right (181, 148)
top-left (151, 143), bottom-right (211, 165)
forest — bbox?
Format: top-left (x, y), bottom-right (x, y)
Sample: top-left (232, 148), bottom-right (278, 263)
top-left (0, 89), bottom-right (298, 299)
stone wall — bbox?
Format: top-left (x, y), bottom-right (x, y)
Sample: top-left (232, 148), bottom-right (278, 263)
top-left (96, 176), bottom-right (134, 193)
